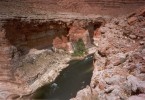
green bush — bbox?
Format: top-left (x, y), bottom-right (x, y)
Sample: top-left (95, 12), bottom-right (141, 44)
top-left (72, 39), bottom-right (86, 57)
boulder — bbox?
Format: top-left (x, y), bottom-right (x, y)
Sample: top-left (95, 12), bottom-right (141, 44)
top-left (128, 17), bottom-right (138, 25)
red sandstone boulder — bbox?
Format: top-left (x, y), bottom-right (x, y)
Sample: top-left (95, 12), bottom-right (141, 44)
top-left (128, 7), bottom-right (145, 25)
top-left (128, 17), bottom-right (138, 25)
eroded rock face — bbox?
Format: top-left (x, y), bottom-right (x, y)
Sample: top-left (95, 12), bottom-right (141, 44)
top-left (73, 8), bottom-right (145, 100)
top-left (0, 1), bottom-right (145, 100)
top-left (3, 19), bottom-right (69, 50)
top-left (0, 16), bottom-right (104, 99)
top-left (0, 0), bottom-right (145, 16)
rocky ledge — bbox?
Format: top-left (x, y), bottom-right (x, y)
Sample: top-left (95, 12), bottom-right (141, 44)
top-left (0, 1), bottom-right (145, 100)
top-left (0, 14), bottom-right (105, 99)
top-left (72, 7), bottom-right (145, 100)
top-left (0, 49), bottom-right (71, 99)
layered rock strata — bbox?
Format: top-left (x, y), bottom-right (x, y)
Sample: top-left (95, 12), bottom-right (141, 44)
top-left (0, 0), bottom-right (145, 16)
top-left (72, 7), bottom-right (145, 100)
top-left (0, 15), bottom-right (104, 99)
top-left (0, 1), bottom-right (145, 100)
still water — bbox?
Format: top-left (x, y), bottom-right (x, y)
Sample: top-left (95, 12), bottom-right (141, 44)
top-left (33, 55), bottom-right (94, 100)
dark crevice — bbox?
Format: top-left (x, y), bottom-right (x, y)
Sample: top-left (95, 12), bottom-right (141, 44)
top-left (131, 88), bottom-right (143, 95)
top-left (98, 50), bottom-right (107, 57)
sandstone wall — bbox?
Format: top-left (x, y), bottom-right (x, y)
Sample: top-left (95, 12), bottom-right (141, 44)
top-left (0, 28), bottom-right (13, 81)
top-left (3, 19), bottom-right (69, 50)
top-left (0, 19), bottom-right (71, 99)
top-left (0, 17), bottom-right (103, 84)
top-left (0, 20), bottom-right (67, 86)
top-left (0, 1), bottom-right (144, 99)
top-left (0, 17), bottom-right (104, 99)
top-left (0, 0), bottom-right (145, 17)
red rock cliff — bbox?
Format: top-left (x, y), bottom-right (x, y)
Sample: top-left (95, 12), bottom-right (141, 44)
top-left (0, 0), bottom-right (145, 17)
top-left (0, 0), bottom-right (145, 99)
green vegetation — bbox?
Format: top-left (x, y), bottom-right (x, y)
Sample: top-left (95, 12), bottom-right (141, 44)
top-left (72, 39), bottom-right (87, 57)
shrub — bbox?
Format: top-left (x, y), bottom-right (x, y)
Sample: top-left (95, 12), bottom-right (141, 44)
top-left (72, 39), bottom-right (86, 57)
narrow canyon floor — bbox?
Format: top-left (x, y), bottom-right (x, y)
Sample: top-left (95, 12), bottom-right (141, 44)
top-left (32, 56), bottom-right (93, 100)
top-left (0, 1), bottom-right (145, 100)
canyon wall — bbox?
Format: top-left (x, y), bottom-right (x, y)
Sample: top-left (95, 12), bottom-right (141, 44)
top-left (0, 0), bottom-right (145, 99)
top-left (0, 16), bottom-right (104, 99)
top-left (0, 0), bottom-right (145, 17)
top-left (72, 8), bottom-right (145, 100)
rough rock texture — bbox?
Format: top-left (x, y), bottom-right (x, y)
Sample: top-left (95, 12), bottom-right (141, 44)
top-left (73, 8), bottom-right (145, 100)
top-left (0, 1), bottom-right (145, 100)
top-left (0, 44), bottom-right (71, 99)
top-left (0, 0), bottom-right (145, 17)
top-left (0, 15), bottom-right (104, 99)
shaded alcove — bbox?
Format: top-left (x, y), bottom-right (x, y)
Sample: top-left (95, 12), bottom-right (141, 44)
top-left (2, 18), bottom-right (104, 56)
top-left (2, 18), bottom-right (70, 55)
top-left (86, 18), bottom-right (105, 44)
